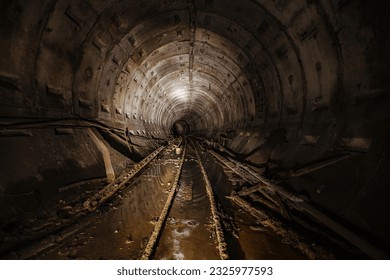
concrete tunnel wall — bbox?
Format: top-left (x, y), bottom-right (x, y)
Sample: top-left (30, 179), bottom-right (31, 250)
top-left (0, 0), bottom-right (390, 253)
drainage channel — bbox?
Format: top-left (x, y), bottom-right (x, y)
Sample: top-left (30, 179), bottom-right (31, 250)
top-left (144, 138), bottom-right (228, 260)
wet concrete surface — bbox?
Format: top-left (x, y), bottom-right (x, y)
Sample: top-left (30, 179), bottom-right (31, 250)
top-left (36, 140), bottom-right (306, 260)
top-left (201, 147), bottom-right (306, 260)
top-left (153, 141), bottom-right (219, 260)
top-left (228, 211), bottom-right (306, 260)
top-left (39, 146), bottom-right (181, 259)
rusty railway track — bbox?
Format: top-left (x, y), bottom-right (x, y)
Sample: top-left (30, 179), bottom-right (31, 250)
top-left (141, 138), bottom-right (229, 260)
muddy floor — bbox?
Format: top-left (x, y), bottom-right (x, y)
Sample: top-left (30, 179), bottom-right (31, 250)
top-left (33, 141), bottom-right (305, 260)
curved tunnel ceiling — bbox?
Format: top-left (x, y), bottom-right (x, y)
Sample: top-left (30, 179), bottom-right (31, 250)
top-left (1, 0), bottom-right (388, 143)
top-left (99, 0), bottom-right (261, 137)
top-left (1, 0), bottom-right (390, 259)
top-left (11, 0), bottom-right (344, 138)
top-left (0, 0), bottom-right (388, 156)
top-left (0, 0), bottom-right (387, 150)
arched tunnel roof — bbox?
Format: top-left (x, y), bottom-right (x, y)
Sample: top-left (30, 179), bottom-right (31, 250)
top-left (1, 0), bottom-right (390, 260)
top-left (3, 0), bottom-right (378, 138)
top-left (83, 0), bottom-right (334, 137)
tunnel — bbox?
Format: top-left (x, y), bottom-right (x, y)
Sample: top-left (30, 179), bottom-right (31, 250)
top-left (0, 0), bottom-right (390, 260)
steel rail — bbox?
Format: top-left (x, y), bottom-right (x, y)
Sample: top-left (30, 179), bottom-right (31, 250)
top-left (2, 145), bottom-right (167, 259)
top-left (141, 141), bottom-right (187, 260)
top-left (209, 149), bottom-right (389, 259)
top-left (192, 140), bottom-right (229, 260)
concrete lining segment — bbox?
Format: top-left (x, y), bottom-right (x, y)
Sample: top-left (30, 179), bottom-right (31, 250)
top-left (87, 128), bottom-right (116, 182)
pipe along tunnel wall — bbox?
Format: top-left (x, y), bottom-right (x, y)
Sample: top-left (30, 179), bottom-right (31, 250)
top-left (0, 0), bottom-right (390, 259)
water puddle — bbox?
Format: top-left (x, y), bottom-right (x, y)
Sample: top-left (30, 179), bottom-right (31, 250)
top-left (168, 218), bottom-right (199, 260)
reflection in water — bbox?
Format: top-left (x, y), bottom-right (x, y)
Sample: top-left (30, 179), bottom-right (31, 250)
top-left (169, 219), bottom-right (199, 260)
top-left (36, 140), bottom-right (305, 260)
